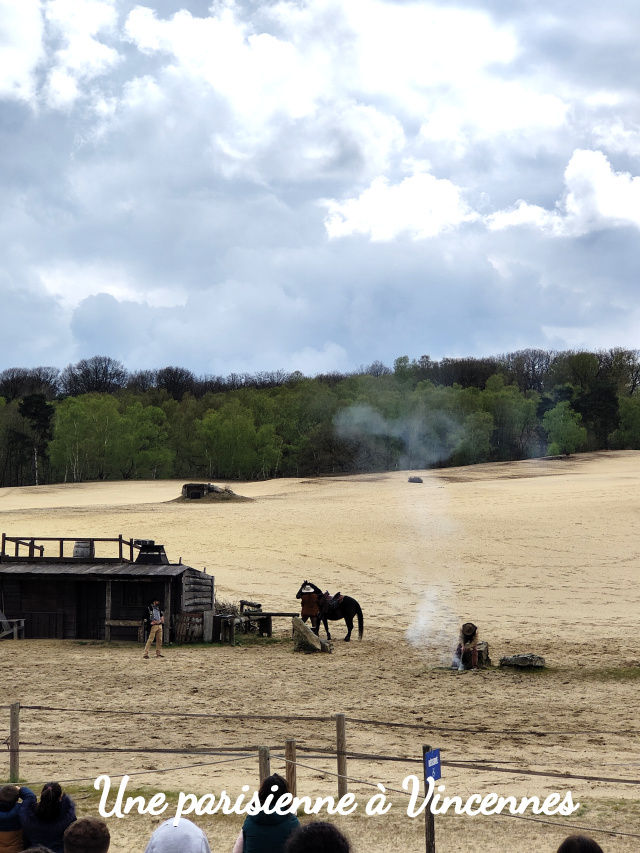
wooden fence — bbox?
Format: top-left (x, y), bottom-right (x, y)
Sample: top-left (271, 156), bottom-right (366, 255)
top-left (4, 703), bottom-right (640, 852)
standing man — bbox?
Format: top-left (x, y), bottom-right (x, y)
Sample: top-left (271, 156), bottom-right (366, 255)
top-left (143, 599), bottom-right (164, 659)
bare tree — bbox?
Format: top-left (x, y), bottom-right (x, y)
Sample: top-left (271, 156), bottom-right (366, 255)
top-left (155, 366), bottom-right (196, 399)
top-left (60, 356), bottom-right (129, 396)
top-left (0, 367), bottom-right (60, 401)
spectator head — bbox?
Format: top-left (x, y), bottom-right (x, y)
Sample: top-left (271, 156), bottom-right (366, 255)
top-left (0, 786), bottom-right (20, 806)
top-left (258, 773), bottom-right (290, 806)
top-left (557, 836), bottom-right (604, 853)
top-left (284, 821), bottom-right (350, 853)
top-left (64, 818), bottom-right (110, 853)
top-left (144, 818), bottom-right (210, 853)
top-left (23, 847), bottom-right (57, 853)
top-left (36, 783), bottom-right (63, 822)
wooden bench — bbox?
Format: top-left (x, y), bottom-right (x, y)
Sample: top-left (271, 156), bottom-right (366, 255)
top-left (104, 619), bottom-right (145, 643)
top-left (243, 611), bottom-right (299, 637)
top-left (0, 610), bottom-right (25, 640)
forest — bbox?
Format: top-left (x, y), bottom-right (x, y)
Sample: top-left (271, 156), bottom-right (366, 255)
top-left (1, 348), bottom-right (640, 487)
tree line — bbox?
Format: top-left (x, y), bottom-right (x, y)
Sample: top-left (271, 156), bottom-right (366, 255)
top-left (1, 349), bottom-right (640, 486)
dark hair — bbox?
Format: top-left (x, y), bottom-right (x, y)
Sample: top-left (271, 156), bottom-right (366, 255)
top-left (258, 773), bottom-right (290, 806)
top-left (284, 822), bottom-right (350, 853)
top-left (557, 836), bottom-right (604, 853)
top-left (0, 785), bottom-right (20, 806)
top-left (64, 818), bottom-right (110, 853)
top-left (35, 782), bottom-right (63, 822)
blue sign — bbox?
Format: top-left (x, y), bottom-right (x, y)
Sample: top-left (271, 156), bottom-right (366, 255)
top-left (424, 748), bottom-right (441, 782)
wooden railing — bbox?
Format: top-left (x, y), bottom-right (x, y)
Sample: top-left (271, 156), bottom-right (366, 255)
top-left (0, 534), bottom-right (142, 562)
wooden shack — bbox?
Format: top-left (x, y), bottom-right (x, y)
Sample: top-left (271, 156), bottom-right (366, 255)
top-left (0, 535), bottom-right (214, 642)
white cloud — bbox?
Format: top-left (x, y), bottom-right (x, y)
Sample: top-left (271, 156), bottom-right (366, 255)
top-left (118, 0), bottom-right (565, 184)
top-left (124, 5), bottom-right (323, 122)
top-left (324, 172), bottom-right (477, 240)
top-left (420, 82), bottom-right (567, 146)
top-left (592, 120), bottom-right (640, 157)
top-left (36, 262), bottom-right (187, 310)
top-left (43, 0), bottom-right (120, 108)
top-left (0, 0), bottom-right (44, 102)
top-left (487, 150), bottom-right (640, 236)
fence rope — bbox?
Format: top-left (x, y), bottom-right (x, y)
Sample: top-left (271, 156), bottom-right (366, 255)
top-left (17, 706), bottom-right (640, 737)
top-left (26, 752), bottom-right (256, 787)
top-left (11, 741), bottom-right (640, 787)
top-left (20, 706), bottom-right (333, 722)
top-left (295, 746), bottom-right (640, 787)
top-left (272, 756), bottom-right (640, 841)
top-left (344, 715), bottom-right (640, 738)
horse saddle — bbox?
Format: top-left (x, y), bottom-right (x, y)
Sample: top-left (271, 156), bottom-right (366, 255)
top-left (320, 591), bottom-right (344, 615)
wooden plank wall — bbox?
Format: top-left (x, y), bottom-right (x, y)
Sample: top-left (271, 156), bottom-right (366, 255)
top-left (181, 569), bottom-right (214, 613)
top-left (0, 578), bottom-right (21, 616)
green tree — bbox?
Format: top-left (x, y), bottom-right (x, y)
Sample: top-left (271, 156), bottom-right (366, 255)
top-left (610, 396), bottom-right (640, 449)
top-left (543, 402), bottom-right (587, 455)
top-left (18, 394), bottom-right (55, 485)
top-left (49, 395), bottom-right (122, 481)
top-left (455, 411), bottom-right (494, 464)
top-left (195, 400), bottom-right (281, 479)
top-left (481, 375), bottom-right (539, 459)
top-left (115, 403), bottom-right (174, 478)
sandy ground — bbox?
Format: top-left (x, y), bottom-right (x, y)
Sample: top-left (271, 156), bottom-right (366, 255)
top-left (2, 451), bottom-right (640, 853)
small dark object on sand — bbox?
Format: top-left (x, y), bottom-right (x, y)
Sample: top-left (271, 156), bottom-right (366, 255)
top-left (408, 476), bottom-right (423, 483)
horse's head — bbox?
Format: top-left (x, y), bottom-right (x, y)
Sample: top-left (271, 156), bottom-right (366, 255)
top-left (296, 580), bottom-right (318, 599)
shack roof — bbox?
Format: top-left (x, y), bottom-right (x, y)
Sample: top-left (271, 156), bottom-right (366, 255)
top-left (0, 562), bottom-right (191, 578)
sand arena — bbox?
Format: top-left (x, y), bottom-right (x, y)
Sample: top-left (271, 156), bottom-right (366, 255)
top-left (2, 451), bottom-right (640, 852)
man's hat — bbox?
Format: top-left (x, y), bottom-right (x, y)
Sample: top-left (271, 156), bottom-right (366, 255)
top-left (301, 584), bottom-right (315, 593)
top-left (461, 622), bottom-right (477, 637)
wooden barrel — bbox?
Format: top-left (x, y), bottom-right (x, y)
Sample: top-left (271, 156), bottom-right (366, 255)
top-left (73, 540), bottom-right (95, 559)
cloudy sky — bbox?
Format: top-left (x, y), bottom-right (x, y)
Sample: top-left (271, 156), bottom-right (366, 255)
top-left (2, 0), bottom-right (640, 376)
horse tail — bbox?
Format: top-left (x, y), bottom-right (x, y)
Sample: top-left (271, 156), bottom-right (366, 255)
top-left (355, 600), bottom-right (364, 640)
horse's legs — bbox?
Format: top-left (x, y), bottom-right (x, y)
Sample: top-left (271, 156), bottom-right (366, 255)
top-left (344, 613), bottom-right (353, 642)
top-left (323, 617), bottom-right (331, 640)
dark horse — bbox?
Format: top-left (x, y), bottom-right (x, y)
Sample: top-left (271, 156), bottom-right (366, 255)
top-left (296, 580), bottom-right (364, 641)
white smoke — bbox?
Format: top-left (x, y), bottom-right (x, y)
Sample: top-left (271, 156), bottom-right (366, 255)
top-left (405, 584), bottom-right (461, 667)
top-left (334, 403), bottom-right (460, 469)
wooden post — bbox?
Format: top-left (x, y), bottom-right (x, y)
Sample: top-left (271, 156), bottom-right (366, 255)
top-left (105, 580), bottom-right (112, 642)
top-left (118, 535), bottom-right (123, 561)
top-left (336, 713), bottom-right (347, 798)
top-left (258, 746), bottom-right (270, 784)
top-left (422, 745), bottom-right (435, 853)
top-left (285, 739), bottom-right (297, 796)
top-left (9, 703), bottom-right (19, 782)
top-left (1, 532), bottom-right (5, 560)
top-left (163, 580), bottom-right (171, 645)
